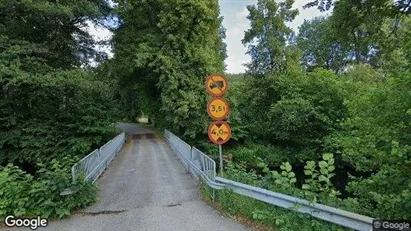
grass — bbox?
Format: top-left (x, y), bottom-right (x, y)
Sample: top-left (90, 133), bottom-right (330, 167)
top-left (201, 184), bottom-right (351, 231)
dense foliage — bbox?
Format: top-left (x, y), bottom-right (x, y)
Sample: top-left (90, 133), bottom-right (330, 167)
top-left (0, 70), bottom-right (115, 165)
top-left (0, 158), bottom-right (97, 219)
top-left (108, 0), bottom-right (410, 224)
top-left (108, 0), bottom-right (225, 139)
top-left (213, 0), bottom-right (411, 223)
top-left (1, 0), bottom-right (117, 219)
top-left (2, 0), bottom-right (409, 227)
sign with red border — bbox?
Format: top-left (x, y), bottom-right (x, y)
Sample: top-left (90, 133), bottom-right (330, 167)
top-left (207, 97), bottom-right (230, 120)
top-left (205, 74), bottom-right (229, 97)
top-left (208, 121), bottom-right (231, 145)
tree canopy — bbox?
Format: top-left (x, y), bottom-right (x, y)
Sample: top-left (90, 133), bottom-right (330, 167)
top-left (242, 0), bottom-right (298, 75)
top-left (1, 0), bottom-right (410, 224)
top-left (0, 0), bottom-right (117, 219)
top-left (221, 0), bottom-right (411, 221)
top-left (109, 0), bottom-right (226, 138)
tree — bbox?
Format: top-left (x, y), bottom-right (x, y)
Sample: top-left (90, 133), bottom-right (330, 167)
top-left (0, 0), bottom-right (116, 164)
top-left (242, 0), bottom-right (298, 75)
top-left (219, 20), bottom-right (228, 71)
top-left (330, 0), bottom-right (383, 65)
top-left (111, 0), bottom-right (225, 139)
top-left (374, 16), bottom-right (411, 73)
top-left (0, 0), bottom-right (112, 70)
top-left (304, 0), bottom-right (411, 15)
top-left (327, 71), bottom-right (411, 219)
top-left (297, 17), bottom-right (348, 73)
top-left (311, 0), bottom-right (411, 69)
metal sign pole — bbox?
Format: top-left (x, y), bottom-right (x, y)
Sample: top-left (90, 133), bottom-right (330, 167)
top-left (219, 144), bottom-right (223, 176)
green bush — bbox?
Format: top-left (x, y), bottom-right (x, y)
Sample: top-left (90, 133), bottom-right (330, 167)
top-left (226, 143), bottom-right (288, 167)
top-left (0, 157), bottom-right (97, 220)
top-left (0, 69), bottom-right (116, 165)
top-left (214, 189), bottom-right (348, 231)
top-left (209, 160), bottom-right (349, 231)
top-left (269, 69), bottom-right (347, 147)
top-left (326, 71), bottom-right (411, 219)
top-left (226, 143), bottom-right (317, 168)
top-left (228, 69), bottom-right (348, 162)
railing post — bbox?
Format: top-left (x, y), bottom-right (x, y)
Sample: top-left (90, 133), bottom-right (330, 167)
top-left (71, 164), bottom-right (76, 184)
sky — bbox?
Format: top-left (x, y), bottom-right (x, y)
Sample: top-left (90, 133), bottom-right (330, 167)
top-left (87, 0), bottom-right (327, 73)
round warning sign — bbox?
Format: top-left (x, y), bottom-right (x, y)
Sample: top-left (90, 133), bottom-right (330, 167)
top-left (207, 97), bottom-right (230, 120)
top-left (205, 74), bottom-right (229, 97)
top-left (208, 121), bottom-right (231, 145)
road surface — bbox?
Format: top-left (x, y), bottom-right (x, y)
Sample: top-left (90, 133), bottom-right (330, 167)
top-left (9, 123), bottom-right (249, 231)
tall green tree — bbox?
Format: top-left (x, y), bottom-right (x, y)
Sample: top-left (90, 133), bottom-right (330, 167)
top-left (111, 0), bottom-right (225, 138)
top-left (374, 16), bottom-right (411, 73)
top-left (321, 0), bottom-right (411, 68)
top-left (297, 17), bottom-right (347, 73)
top-left (305, 0), bottom-right (411, 15)
top-left (238, 0), bottom-right (301, 145)
top-left (0, 0), bottom-right (112, 70)
top-left (242, 0), bottom-right (298, 75)
top-left (330, 0), bottom-right (382, 65)
top-left (327, 71), bottom-right (411, 219)
top-left (0, 0), bottom-right (116, 165)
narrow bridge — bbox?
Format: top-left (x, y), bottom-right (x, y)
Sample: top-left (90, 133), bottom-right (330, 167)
top-left (37, 123), bottom-right (249, 231)
top-left (7, 122), bottom-right (373, 231)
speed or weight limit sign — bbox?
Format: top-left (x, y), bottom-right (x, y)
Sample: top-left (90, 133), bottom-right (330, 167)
top-left (205, 74), bottom-right (229, 97)
top-left (207, 97), bottom-right (230, 120)
top-left (208, 121), bottom-right (231, 145)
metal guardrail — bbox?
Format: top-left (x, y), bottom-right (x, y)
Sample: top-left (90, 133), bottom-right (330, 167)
top-left (72, 132), bottom-right (126, 183)
top-left (164, 129), bottom-right (374, 231)
top-left (164, 130), bottom-right (223, 199)
top-left (164, 130), bottom-right (191, 170)
top-left (216, 177), bottom-right (373, 231)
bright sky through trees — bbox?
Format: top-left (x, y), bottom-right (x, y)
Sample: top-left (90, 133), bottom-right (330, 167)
top-left (86, 0), bottom-right (327, 73)
top-left (220, 0), bottom-right (328, 73)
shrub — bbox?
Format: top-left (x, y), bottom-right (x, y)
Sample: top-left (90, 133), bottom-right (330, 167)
top-left (328, 72), bottom-right (411, 219)
top-left (209, 160), bottom-right (348, 231)
top-left (0, 69), bottom-right (116, 166)
top-left (226, 143), bottom-right (317, 168)
top-left (0, 157), bottom-right (97, 220)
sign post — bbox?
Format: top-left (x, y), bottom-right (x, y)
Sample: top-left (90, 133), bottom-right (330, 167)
top-left (205, 74), bottom-right (231, 176)
top-left (219, 144), bottom-right (222, 176)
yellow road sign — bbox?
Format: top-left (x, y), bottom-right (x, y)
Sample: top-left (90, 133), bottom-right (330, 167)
top-left (208, 121), bottom-right (231, 145)
top-left (205, 74), bottom-right (229, 96)
top-left (207, 97), bottom-right (230, 120)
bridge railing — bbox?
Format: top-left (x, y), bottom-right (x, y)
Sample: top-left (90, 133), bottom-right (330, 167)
top-left (164, 129), bottom-right (374, 231)
top-left (72, 132), bottom-right (126, 183)
top-left (164, 130), bottom-right (220, 198)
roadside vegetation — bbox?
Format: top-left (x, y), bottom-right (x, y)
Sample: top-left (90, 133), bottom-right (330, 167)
top-left (107, 0), bottom-right (410, 229)
top-left (200, 0), bottom-right (411, 228)
top-left (1, 0), bottom-right (410, 229)
top-left (0, 1), bottom-right (119, 219)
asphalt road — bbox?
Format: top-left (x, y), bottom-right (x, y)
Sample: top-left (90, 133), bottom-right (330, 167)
top-left (6, 123), bottom-right (249, 231)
